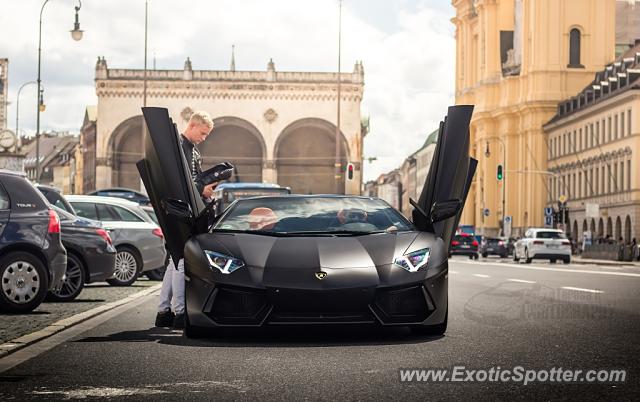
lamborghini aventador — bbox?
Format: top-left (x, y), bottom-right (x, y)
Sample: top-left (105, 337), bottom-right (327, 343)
top-left (136, 105), bottom-right (476, 338)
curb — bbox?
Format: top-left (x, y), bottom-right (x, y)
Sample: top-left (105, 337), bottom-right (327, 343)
top-left (0, 284), bottom-right (161, 359)
top-left (573, 259), bottom-right (640, 268)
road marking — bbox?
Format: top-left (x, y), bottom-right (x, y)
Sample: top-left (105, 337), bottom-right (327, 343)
top-left (561, 286), bottom-right (604, 294)
top-left (449, 270), bottom-right (459, 274)
top-left (473, 274), bottom-right (490, 278)
top-left (452, 260), bottom-right (640, 278)
top-left (508, 278), bottom-right (536, 284)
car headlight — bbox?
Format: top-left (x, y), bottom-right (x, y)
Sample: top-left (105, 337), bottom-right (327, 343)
top-left (393, 248), bottom-right (430, 272)
top-left (204, 250), bottom-right (245, 274)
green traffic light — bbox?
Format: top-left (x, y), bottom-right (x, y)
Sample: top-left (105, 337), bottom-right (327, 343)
top-left (497, 164), bottom-right (503, 181)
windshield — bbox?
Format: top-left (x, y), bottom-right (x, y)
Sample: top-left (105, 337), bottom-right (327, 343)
top-left (536, 231), bottom-right (566, 239)
top-left (219, 188), bottom-right (291, 203)
top-left (213, 196), bottom-right (413, 235)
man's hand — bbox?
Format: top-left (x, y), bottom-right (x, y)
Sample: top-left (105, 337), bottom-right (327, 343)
top-left (202, 182), bottom-right (218, 199)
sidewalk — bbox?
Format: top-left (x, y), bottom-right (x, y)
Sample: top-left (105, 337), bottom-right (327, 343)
top-left (573, 256), bottom-right (640, 267)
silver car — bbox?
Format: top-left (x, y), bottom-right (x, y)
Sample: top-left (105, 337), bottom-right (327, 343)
top-left (66, 195), bottom-right (167, 285)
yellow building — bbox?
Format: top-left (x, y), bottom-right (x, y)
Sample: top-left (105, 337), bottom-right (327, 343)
top-left (544, 45), bottom-right (640, 244)
top-left (452, 0), bottom-right (616, 236)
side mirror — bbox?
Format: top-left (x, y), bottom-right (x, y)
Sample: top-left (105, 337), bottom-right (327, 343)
top-left (430, 199), bottom-right (462, 223)
top-left (162, 198), bottom-right (193, 221)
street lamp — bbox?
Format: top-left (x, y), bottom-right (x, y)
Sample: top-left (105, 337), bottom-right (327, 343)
top-left (70, 0), bottom-right (83, 41)
top-left (334, 0), bottom-right (343, 194)
top-left (36, 0), bottom-right (84, 181)
top-left (15, 81), bottom-right (36, 146)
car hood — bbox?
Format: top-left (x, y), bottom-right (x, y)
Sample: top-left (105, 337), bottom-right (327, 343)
top-left (193, 230), bottom-right (446, 269)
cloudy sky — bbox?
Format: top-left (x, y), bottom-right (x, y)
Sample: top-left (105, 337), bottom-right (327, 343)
top-left (1, 0), bottom-right (456, 180)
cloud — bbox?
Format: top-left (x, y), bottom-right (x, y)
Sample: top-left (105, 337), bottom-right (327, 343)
top-left (1, 0), bottom-right (455, 181)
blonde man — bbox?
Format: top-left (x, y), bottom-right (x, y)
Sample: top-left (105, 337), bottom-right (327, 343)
top-left (156, 111), bottom-right (217, 329)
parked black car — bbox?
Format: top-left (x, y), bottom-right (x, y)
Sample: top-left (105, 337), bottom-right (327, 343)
top-left (0, 170), bottom-right (67, 313)
top-left (450, 233), bottom-right (479, 259)
top-left (87, 188), bottom-right (150, 206)
top-left (480, 237), bottom-right (509, 258)
top-left (37, 184), bottom-right (76, 215)
top-left (46, 206), bottom-right (117, 301)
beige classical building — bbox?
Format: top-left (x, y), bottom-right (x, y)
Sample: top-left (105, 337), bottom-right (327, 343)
top-left (91, 57), bottom-right (365, 195)
top-left (452, 0), bottom-right (617, 236)
top-left (544, 45), bottom-right (640, 243)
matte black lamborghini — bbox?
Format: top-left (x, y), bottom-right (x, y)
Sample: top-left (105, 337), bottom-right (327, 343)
top-left (137, 106), bottom-right (476, 338)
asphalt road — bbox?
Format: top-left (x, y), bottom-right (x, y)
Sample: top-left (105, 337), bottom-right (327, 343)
top-left (0, 257), bottom-right (638, 400)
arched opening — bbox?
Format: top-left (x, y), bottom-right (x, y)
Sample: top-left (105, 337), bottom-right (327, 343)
top-left (589, 218), bottom-right (595, 234)
top-left (568, 28), bottom-right (582, 68)
top-left (572, 220), bottom-right (578, 241)
top-left (198, 117), bottom-right (265, 183)
top-left (597, 218), bottom-right (604, 239)
top-left (624, 215), bottom-right (632, 244)
top-left (275, 118), bottom-right (349, 194)
top-left (582, 219), bottom-right (587, 234)
top-left (615, 216), bottom-right (622, 242)
top-left (606, 217), bottom-right (613, 238)
top-left (109, 116), bottom-right (144, 190)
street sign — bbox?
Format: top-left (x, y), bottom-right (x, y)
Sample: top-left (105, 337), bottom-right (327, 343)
top-left (544, 215), bottom-right (553, 228)
top-left (559, 194), bottom-right (567, 203)
top-left (544, 207), bottom-right (553, 216)
top-left (503, 216), bottom-right (512, 238)
top-left (483, 208), bottom-right (490, 217)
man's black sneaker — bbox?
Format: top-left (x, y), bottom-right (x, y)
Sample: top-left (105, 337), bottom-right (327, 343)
top-left (155, 310), bottom-right (175, 327)
top-left (173, 313), bottom-right (186, 329)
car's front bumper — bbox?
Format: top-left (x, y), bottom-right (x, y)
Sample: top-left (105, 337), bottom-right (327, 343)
top-left (185, 261), bottom-right (448, 329)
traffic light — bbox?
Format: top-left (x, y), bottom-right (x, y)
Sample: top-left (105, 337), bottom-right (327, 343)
top-left (346, 162), bottom-right (354, 181)
top-left (497, 164), bottom-right (503, 181)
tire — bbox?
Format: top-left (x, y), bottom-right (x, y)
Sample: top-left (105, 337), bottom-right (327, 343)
top-left (46, 253), bottom-right (85, 302)
top-left (145, 267), bottom-right (166, 281)
top-left (513, 249), bottom-right (520, 262)
top-left (482, 253), bottom-right (488, 258)
top-left (468, 255), bottom-right (473, 260)
top-left (411, 309), bottom-right (448, 336)
top-left (107, 247), bottom-right (141, 286)
top-left (524, 248), bottom-right (533, 264)
top-left (550, 259), bottom-right (557, 264)
top-left (474, 254), bottom-right (479, 260)
top-left (0, 251), bottom-right (49, 313)
top-left (563, 257), bottom-right (571, 264)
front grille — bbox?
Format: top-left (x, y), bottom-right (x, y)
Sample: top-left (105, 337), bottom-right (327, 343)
top-left (206, 286), bottom-right (270, 325)
top-left (371, 285), bottom-right (432, 324)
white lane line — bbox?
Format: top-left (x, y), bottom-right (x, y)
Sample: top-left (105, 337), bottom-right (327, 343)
top-left (473, 274), bottom-right (490, 278)
top-left (508, 278), bottom-right (536, 284)
top-left (452, 260), bottom-right (640, 278)
top-left (561, 286), bottom-right (604, 294)
top-left (449, 270), bottom-right (459, 274)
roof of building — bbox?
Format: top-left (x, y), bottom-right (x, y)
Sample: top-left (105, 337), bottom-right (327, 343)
top-left (23, 135), bottom-right (79, 169)
top-left (546, 43), bottom-right (640, 125)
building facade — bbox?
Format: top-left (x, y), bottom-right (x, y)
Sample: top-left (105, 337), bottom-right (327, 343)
top-left (92, 57), bottom-right (365, 195)
top-left (544, 46), bottom-right (640, 244)
top-left (452, 0), bottom-right (617, 236)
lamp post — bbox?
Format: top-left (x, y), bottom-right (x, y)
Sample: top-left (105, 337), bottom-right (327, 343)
top-left (484, 136), bottom-right (507, 235)
top-left (15, 81), bottom-right (37, 147)
top-left (334, 0), bottom-right (343, 194)
top-left (35, 0), bottom-right (83, 181)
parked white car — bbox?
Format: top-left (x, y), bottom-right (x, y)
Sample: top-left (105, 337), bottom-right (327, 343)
top-left (66, 195), bottom-right (167, 285)
top-left (513, 228), bottom-right (571, 264)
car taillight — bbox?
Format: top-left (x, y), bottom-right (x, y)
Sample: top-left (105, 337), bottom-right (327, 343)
top-left (472, 240), bottom-right (479, 247)
top-left (562, 241), bottom-right (571, 246)
top-left (533, 240), bottom-right (544, 245)
top-left (95, 228), bottom-right (112, 245)
top-left (451, 240), bottom-right (460, 246)
top-left (498, 241), bottom-right (504, 246)
top-left (152, 228), bottom-right (164, 239)
top-left (48, 209), bottom-right (60, 234)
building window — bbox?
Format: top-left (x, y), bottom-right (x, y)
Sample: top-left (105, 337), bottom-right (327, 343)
top-left (628, 160), bottom-right (632, 190)
top-left (578, 171), bottom-right (582, 198)
top-left (595, 121), bottom-right (599, 146)
top-left (608, 117), bottom-right (612, 142)
top-left (568, 28), bottom-right (583, 68)
top-left (614, 115), bottom-right (618, 140)
top-left (621, 112), bottom-right (625, 137)
top-left (628, 110), bottom-right (632, 136)
top-left (614, 163), bottom-right (618, 192)
top-left (579, 128), bottom-right (583, 150)
top-left (620, 161), bottom-right (624, 191)
top-left (601, 119), bottom-right (605, 144)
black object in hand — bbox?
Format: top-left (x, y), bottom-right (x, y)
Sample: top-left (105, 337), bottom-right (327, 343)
top-left (196, 162), bottom-right (234, 186)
